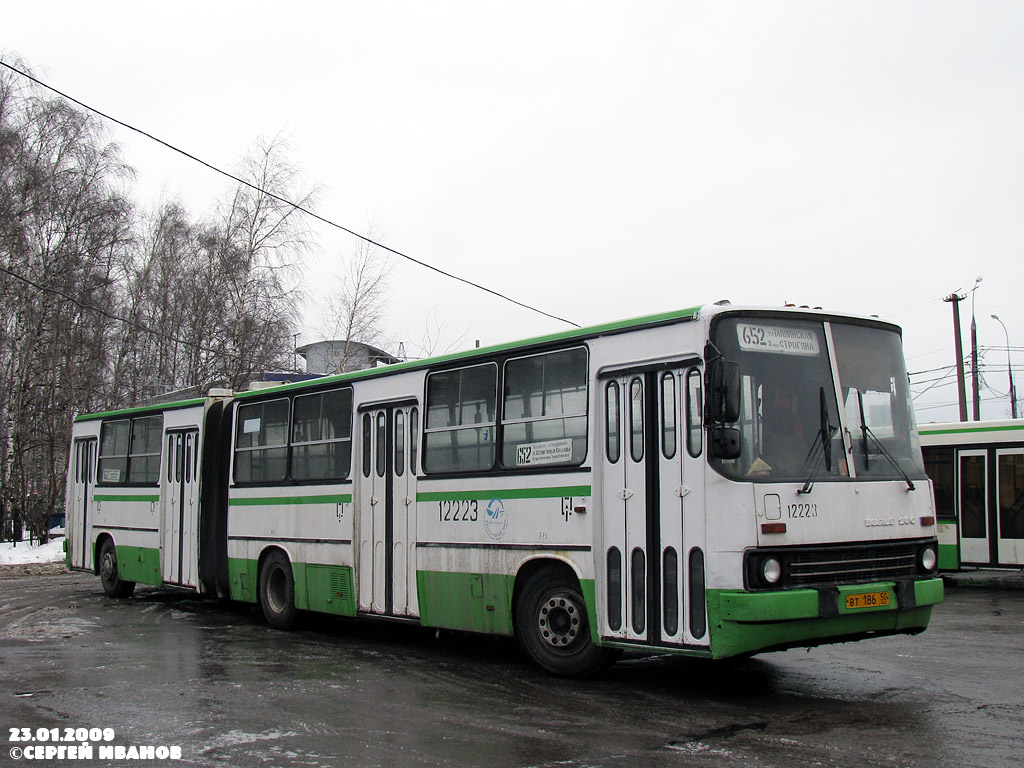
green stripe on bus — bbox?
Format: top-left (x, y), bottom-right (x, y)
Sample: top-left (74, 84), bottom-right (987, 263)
top-left (417, 485), bottom-right (591, 502)
top-left (94, 494), bottom-right (160, 503)
top-left (74, 398), bottom-right (207, 421)
top-left (229, 494), bottom-right (353, 506)
top-left (919, 424), bottom-right (1024, 436)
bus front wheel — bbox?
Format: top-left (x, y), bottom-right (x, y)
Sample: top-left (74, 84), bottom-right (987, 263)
top-left (98, 539), bottom-right (135, 598)
top-left (259, 550), bottom-right (297, 629)
top-left (515, 566), bottom-right (619, 678)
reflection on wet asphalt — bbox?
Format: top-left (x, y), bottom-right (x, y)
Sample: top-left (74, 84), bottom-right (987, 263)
top-left (1, 568), bottom-right (1021, 767)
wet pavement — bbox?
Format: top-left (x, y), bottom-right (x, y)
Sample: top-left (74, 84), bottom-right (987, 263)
top-left (1, 565), bottom-right (1022, 767)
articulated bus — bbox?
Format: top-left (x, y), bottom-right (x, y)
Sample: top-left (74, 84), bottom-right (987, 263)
top-left (920, 420), bottom-right (1024, 571)
top-left (66, 303), bottom-right (943, 676)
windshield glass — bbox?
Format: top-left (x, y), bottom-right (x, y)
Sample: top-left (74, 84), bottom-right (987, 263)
top-left (708, 315), bottom-right (926, 483)
top-left (831, 323), bottom-right (926, 480)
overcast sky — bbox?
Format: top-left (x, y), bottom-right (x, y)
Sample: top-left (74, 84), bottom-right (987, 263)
top-left (5, 1), bottom-right (1024, 422)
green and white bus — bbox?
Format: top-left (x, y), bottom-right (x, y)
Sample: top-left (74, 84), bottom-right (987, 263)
top-left (920, 420), bottom-right (1024, 571)
top-left (66, 303), bottom-right (943, 676)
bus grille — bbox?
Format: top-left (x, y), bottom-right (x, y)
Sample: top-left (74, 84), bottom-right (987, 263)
top-left (746, 540), bottom-right (931, 590)
top-left (788, 543), bottom-right (919, 587)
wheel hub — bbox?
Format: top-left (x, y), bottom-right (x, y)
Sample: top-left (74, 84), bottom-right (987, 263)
top-left (267, 566), bottom-right (288, 614)
top-left (100, 552), bottom-right (116, 582)
top-left (538, 594), bottom-right (582, 650)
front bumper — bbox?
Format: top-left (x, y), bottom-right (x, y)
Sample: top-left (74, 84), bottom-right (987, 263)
top-left (706, 577), bottom-right (944, 659)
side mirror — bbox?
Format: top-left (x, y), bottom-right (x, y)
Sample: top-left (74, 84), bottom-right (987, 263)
top-left (711, 426), bottom-right (742, 460)
top-left (709, 361), bottom-right (741, 423)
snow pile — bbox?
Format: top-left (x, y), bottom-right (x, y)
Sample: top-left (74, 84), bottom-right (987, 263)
top-left (0, 537), bottom-right (66, 565)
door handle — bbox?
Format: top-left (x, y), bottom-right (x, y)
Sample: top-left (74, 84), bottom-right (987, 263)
top-left (618, 489), bottom-right (634, 500)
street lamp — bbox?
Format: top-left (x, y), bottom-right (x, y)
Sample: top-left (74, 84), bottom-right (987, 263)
top-left (970, 276), bottom-right (983, 420)
top-left (991, 314), bottom-right (1017, 419)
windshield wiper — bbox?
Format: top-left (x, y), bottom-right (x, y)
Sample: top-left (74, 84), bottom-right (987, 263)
top-left (857, 390), bottom-right (870, 471)
top-left (859, 422), bottom-right (916, 491)
top-left (798, 388), bottom-right (837, 495)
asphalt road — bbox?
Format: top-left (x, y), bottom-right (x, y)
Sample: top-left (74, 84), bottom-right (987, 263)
top-left (1, 564), bottom-right (1021, 768)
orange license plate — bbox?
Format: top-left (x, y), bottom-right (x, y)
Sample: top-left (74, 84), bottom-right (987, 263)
top-left (845, 591), bottom-right (891, 610)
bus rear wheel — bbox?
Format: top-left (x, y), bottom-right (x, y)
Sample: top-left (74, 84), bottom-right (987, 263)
top-left (515, 566), bottom-right (619, 678)
top-left (259, 550), bottom-right (297, 629)
top-left (98, 539), bottom-right (135, 598)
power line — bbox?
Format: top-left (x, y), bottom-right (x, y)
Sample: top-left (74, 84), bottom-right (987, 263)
top-left (0, 59), bottom-right (580, 329)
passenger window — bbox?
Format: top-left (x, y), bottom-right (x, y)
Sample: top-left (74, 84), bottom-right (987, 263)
top-left (291, 388), bottom-right (353, 481)
top-left (395, 410), bottom-right (406, 478)
top-left (606, 381), bottom-right (620, 464)
top-left (234, 399), bottom-right (289, 483)
top-left (423, 364), bottom-right (497, 473)
top-left (661, 373), bottom-right (677, 460)
top-left (375, 412), bottom-right (387, 477)
top-left (100, 415), bottom-right (164, 486)
top-left (128, 415), bottom-right (163, 484)
top-left (501, 347), bottom-right (587, 468)
top-left (686, 368), bottom-right (703, 457)
top-left (410, 408), bottom-right (420, 475)
top-left (362, 413), bottom-right (372, 478)
top-left (98, 419), bottom-right (130, 484)
top-left (630, 378), bottom-right (644, 462)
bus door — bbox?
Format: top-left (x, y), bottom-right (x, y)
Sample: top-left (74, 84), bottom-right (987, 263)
top-left (357, 401), bottom-right (420, 617)
top-left (162, 428), bottom-right (200, 587)
top-left (958, 449), bottom-right (992, 565)
top-left (599, 363), bottom-right (707, 648)
top-left (70, 438), bottom-right (97, 570)
top-left (996, 448), bottom-right (1024, 566)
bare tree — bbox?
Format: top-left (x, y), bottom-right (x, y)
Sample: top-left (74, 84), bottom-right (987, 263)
top-left (0, 57), bottom-right (133, 541)
top-left (399, 306), bottom-right (471, 361)
top-left (322, 225), bottom-right (393, 372)
top-left (0, 58), bottom-right (322, 542)
top-left (210, 133), bottom-right (319, 389)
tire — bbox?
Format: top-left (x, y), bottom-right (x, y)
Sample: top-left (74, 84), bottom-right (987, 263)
top-left (98, 538), bottom-right (136, 598)
top-left (515, 565), bottom-right (619, 678)
top-left (259, 549), bottom-right (297, 629)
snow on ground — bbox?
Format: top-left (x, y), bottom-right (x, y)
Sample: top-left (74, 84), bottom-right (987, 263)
top-left (0, 536), bottom-right (65, 565)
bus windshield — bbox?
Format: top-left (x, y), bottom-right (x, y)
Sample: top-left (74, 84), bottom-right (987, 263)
top-left (709, 315), bottom-right (927, 484)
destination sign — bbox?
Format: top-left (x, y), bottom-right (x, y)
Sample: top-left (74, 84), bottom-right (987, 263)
top-left (736, 323), bottom-right (820, 355)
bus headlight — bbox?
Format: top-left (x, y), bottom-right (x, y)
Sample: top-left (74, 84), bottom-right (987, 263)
top-left (762, 557), bottom-right (782, 585)
top-left (919, 546), bottom-right (937, 573)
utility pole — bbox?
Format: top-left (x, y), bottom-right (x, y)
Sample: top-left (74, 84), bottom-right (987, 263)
top-left (970, 277), bottom-right (983, 420)
top-left (944, 293), bottom-right (969, 422)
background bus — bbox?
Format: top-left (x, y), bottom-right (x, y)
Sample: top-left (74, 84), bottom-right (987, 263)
top-left (920, 420), bottom-right (1024, 570)
top-left (66, 303), bottom-right (943, 677)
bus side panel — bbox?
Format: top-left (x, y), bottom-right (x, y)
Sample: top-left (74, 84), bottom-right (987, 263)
top-left (414, 479), bottom-right (595, 636)
top-left (93, 497), bottom-right (162, 587)
top-left (937, 522), bottom-right (960, 570)
top-left (113, 541), bottom-right (162, 586)
top-left (225, 491), bottom-right (356, 605)
top-left (416, 560), bottom-right (515, 636)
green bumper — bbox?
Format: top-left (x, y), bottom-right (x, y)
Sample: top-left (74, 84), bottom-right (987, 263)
top-left (707, 578), bottom-right (944, 659)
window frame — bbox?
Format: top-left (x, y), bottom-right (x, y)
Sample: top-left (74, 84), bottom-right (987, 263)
top-left (232, 398), bottom-right (292, 485)
top-left (97, 414), bottom-right (164, 487)
top-left (289, 387), bottom-right (354, 483)
top-left (500, 346), bottom-right (589, 470)
top-left (422, 362), bottom-right (499, 475)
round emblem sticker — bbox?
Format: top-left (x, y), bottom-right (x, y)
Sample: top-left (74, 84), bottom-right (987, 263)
top-left (484, 498), bottom-right (507, 541)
